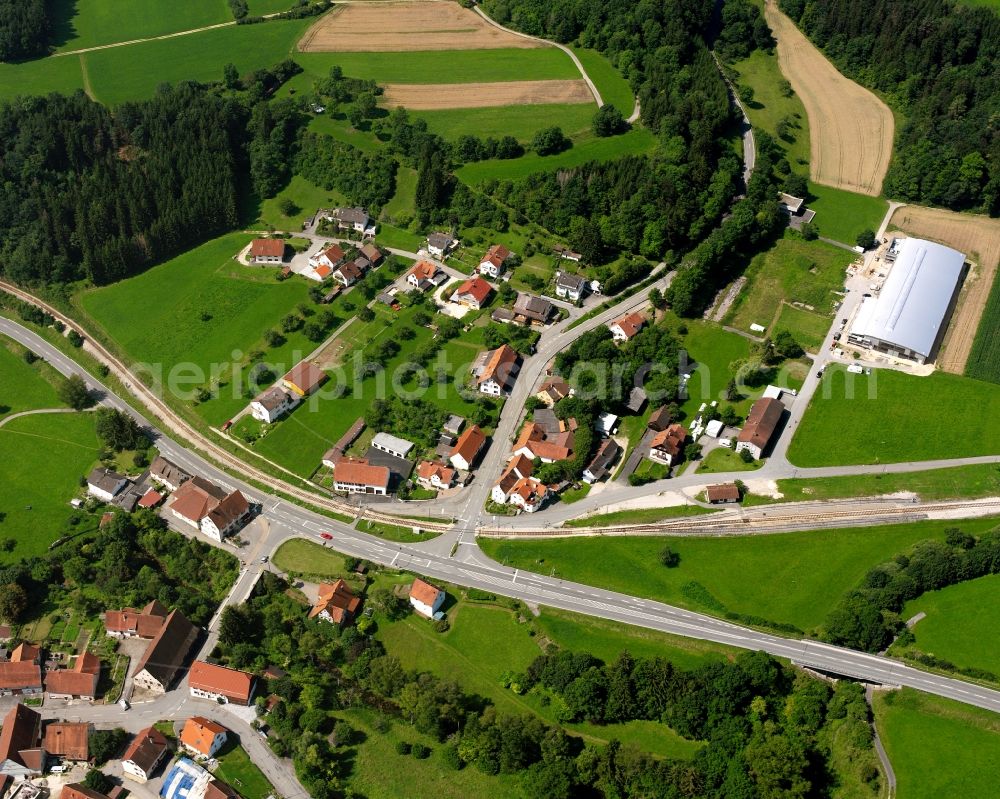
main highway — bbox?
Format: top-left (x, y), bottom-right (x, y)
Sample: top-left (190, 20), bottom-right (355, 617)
top-left (4, 314), bottom-right (1000, 720)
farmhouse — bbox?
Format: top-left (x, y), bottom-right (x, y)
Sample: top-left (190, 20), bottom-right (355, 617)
top-left (416, 460), bottom-right (456, 490)
top-left (131, 609), bottom-right (199, 694)
top-left (87, 468), bottom-right (128, 503)
top-left (0, 661), bottom-right (42, 697)
top-left (180, 717), bottom-right (228, 759)
top-left (449, 425), bottom-right (486, 471)
top-left (189, 661), bottom-right (256, 705)
top-left (321, 418), bottom-right (366, 469)
top-left (169, 477), bottom-right (249, 541)
top-left (736, 397), bottom-right (784, 460)
top-left (707, 483), bottom-right (741, 504)
top-left (327, 207), bottom-right (370, 233)
top-left (371, 432), bottom-right (415, 460)
top-left (249, 238), bottom-right (285, 265)
top-left (283, 361), bottom-right (328, 397)
top-left (536, 378), bottom-right (571, 406)
top-left (513, 421), bottom-right (574, 463)
top-left (609, 312), bottom-right (646, 343)
top-left (426, 232), bottom-right (457, 257)
top-left (583, 438), bottom-right (621, 484)
top-left (512, 293), bottom-right (555, 326)
top-left (121, 726), bottom-right (170, 783)
top-left (333, 459), bottom-right (390, 495)
top-left (450, 276), bottom-right (493, 310)
top-left (478, 244), bottom-right (512, 278)
top-left (308, 580), bottom-right (361, 626)
top-left (0, 704), bottom-right (44, 779)
top-left (406, 261), bottom-right (445, 291)
top-left (473, 344), bottom-right (521, 396)
top-left (648, 423), bottom-right (687, 466)
top-left (409, 578), bottom-right (445, 618)
top-left (555, 272), bottom-right (587, 301)
top-left (44, 652), bottom-right (100, 700)
top-left (104, 599), bottom-right (168, 639)
top-left (42, 722), bottom-right (89, 762)
top-left (250, 385), bottom-right (298, 424)
top-left (847, 237), bottom-right (965, 363)
top-left (149, 456), bottom-right (190, 492)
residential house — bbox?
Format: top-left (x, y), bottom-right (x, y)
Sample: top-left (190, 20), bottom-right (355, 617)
top-left (583, 438), bottom-right (621, 484)
top-left (0, 662), bottom-right (42, 697)
top-left (648, 423), bottom-right (687, 466)
top-left (328, 207), bottom-right (370, 233)
top-left (405, 261), bottom-right (444, 291)
top-left (490, 454), bottom-right (534, 504)
top-left (180, 717), bottom-right (228, 760)
top-left (249, 239), bottom-right (285, 265)
top-left (707, 483), bottom-right (741, 504)
top-left (87, 468), bottom-right (128, 503)
top-left (169, 477), bottom-right (249, 542)
top-left (554, 272), bottom-right (587, 302)
top-left (333, 459), bottom-right (390, 495)
top-left (121, 726), bottom-right (170, 783)
top-left (131, 609), bottom-right (199, 695)
top-left (409, 578), bottom-right (445, 618)
top-left (149, 456), bottom-right (190, 492)
top-left (512, 421), bottom-right (574, 464)
top-left (371, 432), bottom-right (414, 460)
top-left (416, 460), bottom-right (456, 490)
top-left (308, 580), bottom-right (361, 626)
top-left (450, 276), bottom-right (493, 310)
top-left (449, 425), bottom-right (486, 471)
top-left (536, 378), bottom-right (571, 406)
top-left (736, 397), bottom-right (784, 460)
top-left (42, 722), bottom-right (89, 762)
top-left (137, 488), bottom-right (164, 509)
top-left (426, 232), bottom-right (457, 257)
top-left (609, 312), bottom-right (646, 343)
top-left (360, 242), bottom-right (384, 266)
top-left (507, 477), bottom-right (549, 513)
top-left (474, 344), bottom-right (521, 396)
top-left (332, 259), bottom-right (365, 287)
top-left (189, 661), bottom-right (256, 706)
top-left (309, 244), bottom-right (346, 272)
top-left (104, 600), bottom-right (168, 640)
top-left (512, 293), bottom-right (555, 326)
top-left (44, 652), bottom-right (100, 700)
top-left (0, 704), bottom-right (44, 779)
top-left (647, 406), bottom-right (672, 432)
top-left (250, 385), bottom-right (298, 424)
top-left (282, 361), bottom-right (328, 398)
top-left (478, 244), bottom-right (512, 278)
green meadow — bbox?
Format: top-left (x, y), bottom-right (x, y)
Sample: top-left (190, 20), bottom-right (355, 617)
top-left (571, 47), bottom-right (634, 113)
top-left (0, 339), bottom-right (64, 418)
top-left (413, 102), bottom-right (596, 143)
top-left (806, 181), bottom-right (888, 245)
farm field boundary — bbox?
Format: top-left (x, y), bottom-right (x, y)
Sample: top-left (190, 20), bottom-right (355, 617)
top-left (381, 79), bottom-right (593, 110)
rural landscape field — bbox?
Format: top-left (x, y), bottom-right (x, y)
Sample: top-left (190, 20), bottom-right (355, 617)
top-left (0, 0), bottom-right (998, 797)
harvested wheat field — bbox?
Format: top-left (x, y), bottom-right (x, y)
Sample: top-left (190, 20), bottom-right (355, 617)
top-left (381, 79), bottom-right (593, 110)
top-left (299, 0), bottom-right (540, 52)
top-left (764, 0), bottom-right (894, 196)
top-left (889, 205), bottom-right (1000, 374)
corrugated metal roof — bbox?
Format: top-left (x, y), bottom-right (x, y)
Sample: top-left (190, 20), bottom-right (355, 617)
top-left (850, 238), bottom-right (965, 359)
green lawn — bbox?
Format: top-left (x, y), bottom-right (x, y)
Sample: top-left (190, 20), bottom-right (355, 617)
top-left (874, 690), bottom-right (1000, 799)
top-left (696, 447), bottom-right (761, 473)
top-left (51, 0), bottom-right (231, 52)
top-left (676, 320), bottom-right (751, 419)
top-left (788, 366), bottom-right (1000, 466)
top-left (0, 339), bottom-right (64, 418)
top-left (745, 462), bottom-right (1000, 506)
top-left (213, 741), bottom-right (276, 799)
top-left (357, 520), bottom-right (443, 544)
top-left (806, 182), bottom-right (889, 246)
top-left (564, 504), bottom-right (717, 528)
top-left (725, 234), bottom-right (853, 342)
top-left (76, 232), bottom-right (326, 426)
top-left (0, 413), bottom-right (103, 563)
top-left (0, 55), bottom-right (85, 102)
top-left (896, 574), bottom-right (1000, 675)
top-left (455, 127), bottom-right (656, 183)
top-left (571, 47), bottom-right (634, 114)
top-left (413, 103), bottom-right (596, 143)
top-left (772, 303), bottom-right (832, 352)
top-left (383, 167), bottom-right (418, 220)
top-left (272, 538), bottom-right (358, 579)
top-left (479, 518), bottom-right (1000, 631)
top-left (253, 174), bottom-right (346, 231)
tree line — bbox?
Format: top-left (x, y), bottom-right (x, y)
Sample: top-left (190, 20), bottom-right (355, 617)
top-left (0, 0), bottom-right (49, 61)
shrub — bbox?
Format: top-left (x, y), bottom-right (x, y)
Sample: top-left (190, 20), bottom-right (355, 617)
top-left (395, 741), bottom-right (412, 755)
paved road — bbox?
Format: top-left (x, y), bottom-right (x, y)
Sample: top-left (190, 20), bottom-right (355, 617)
top-left (6, 317), bottom-right (1000, 720)
top-left (712, 52), bottom-right (756, 186)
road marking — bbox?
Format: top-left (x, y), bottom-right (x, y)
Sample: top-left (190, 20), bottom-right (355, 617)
top-left (390, 552), bottom-right (400, 567)
top-left (512, 569), bottom-right (518, 583)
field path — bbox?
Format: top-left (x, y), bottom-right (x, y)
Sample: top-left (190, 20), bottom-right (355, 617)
top-left (763, 0), bottom-right (894, 196)
top-left (0, 407), bottom-right (79, 430)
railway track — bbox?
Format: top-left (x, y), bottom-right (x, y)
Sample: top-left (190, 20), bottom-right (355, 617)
top-left (0, 282), bottom-right (454, 533)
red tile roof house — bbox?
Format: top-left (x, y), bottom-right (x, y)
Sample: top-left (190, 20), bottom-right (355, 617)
top-left (707, 483), bottom-right (741, 504)
top-left (449, 425), bottom-right (486, 472)
top-left (0, 646), bottom-right (42, 696)
top-left (406, 261), bottom-right (444, 291)
top-left (309, 243), bottom-right (346, 272)
top-left (333, 458), bottom-right (390, 496)
top-left (478, 244), bottom-right (512, 279)
top-left (121, 726), bottom-right (170, 783)
top-left (180, 717), bottom-right (228, 759)
top-left (512, 421), bottom-right (574, 464)
top-left (409, 578), bottom-right (446, 619)
top-left (104, 599), bottom-right (169, 639)
top-left (42, 721), bottom-right (90, 761)
top-left (735, 397), bottom-right (785, 460)
top-left (415, 460), bottom-right (456, 490)
top-left (282, 361), bottom-right (329, 398)
top-left (648, 423), bottom-right (688, 466)
top-left (507, 476), bottom-right (549, 513)
top-left (45, 651), bottom-right (101, 700)
top-left (188, 661), bottom-right (256, 706)
top-left (249, 238), bottom-right (285, 265)
top-left (473, 344), bottom-right (522, 397)
top-left (0, 703), bottom-right (45, 779)
top-left (450, 276), bottom-right (493, 310)
top-left (62, 784), bottom-right (113, 799)
top-left (608, 312), bottom-right (646, 343)
top-left (168, 477), bottom-right (249, 542)
top-left (308, 580), bottom-right (361, 626)
top-left (130, 609), bottom-right (199, 695)
top-left (333, 259), bottom-right (365, 287)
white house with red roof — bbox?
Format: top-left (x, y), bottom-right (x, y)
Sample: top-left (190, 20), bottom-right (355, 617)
top-left (249, 239), bottom-right (285, 265)
top-left (478, 244), bottom-right (512, 279)
top-left (409, 578), bottom-right (445, 618)
top-left (450, 276), bottom-right (493, 310)
top-left (608, 312), bottom-right (646, 343)
top-left (416, 460), bottom-right (456, 490)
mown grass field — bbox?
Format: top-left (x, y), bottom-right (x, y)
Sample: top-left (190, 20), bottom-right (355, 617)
top-left (0, 412), bottom-right (102, 562)
top-left (571, 47), bottom-right (634, 114)
top-left (874, 690), bottom-right (1000, 799)
top-left (50, 0), bottom-right (231, 52)
top-left (76, 233), bottom-right (318, 426)
top-left (897, 574), bottom-right (1000, 675)
top-left (253, 174), bottom-right (346, 231)
top-left (965, 266), bottom-right (1000, 384)
top-left (806, 182), bottom-right (888, 245)
top-left (745, 462), bottom-right (1000, 505)
top-left (213, 741), bottom-right (275, 799)
top-left (0, 55), bottom-right (85, 102)
top-left (479, 518), bottom-right (1000, 631)
top-left (772, 303), bottom-right (832, 352)
top-left (787, 366), bottom-right (1000, 466)
top-left (696, 447), bottom-right (761, 473)
top-left (413, 102), bottom-right (596, 143)
top-left (0, 339), bottom-right (63, 418)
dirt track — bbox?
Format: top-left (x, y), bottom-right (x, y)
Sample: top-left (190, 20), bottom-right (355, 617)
top-left (381, 79), bottom-right (593, 109)
top-left (764, 0), bottom-right (894, 196)
top-left (299, 1), bottom-right (541, 51)
top-left (888, 206), bottom-right (1000, 374)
